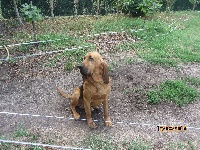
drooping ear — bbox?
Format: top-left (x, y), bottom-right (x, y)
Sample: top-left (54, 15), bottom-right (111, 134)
top-left (102, 62), bottom-right (109, 84)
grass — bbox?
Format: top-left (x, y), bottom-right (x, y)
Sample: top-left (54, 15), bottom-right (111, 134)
top-left (0, 128), bottom-right (197, 150)
top-left (1, 11), bottom-right (200, 67)
top-left (0, 126), bottom-right (41, 150)
top-left (136, 11), bottom-right (200, 66)
top-left (83, 135), bottom-right (117, 150)
top-left (184, 77), bottom-right (200, 87)
top-left (147, 79), bottom-right (199, 106)
top-left (82, 135), bottom-right (196, 150)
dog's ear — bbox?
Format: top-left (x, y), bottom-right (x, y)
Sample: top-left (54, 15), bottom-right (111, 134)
top-left (102, 62), bottom-right (109, 84)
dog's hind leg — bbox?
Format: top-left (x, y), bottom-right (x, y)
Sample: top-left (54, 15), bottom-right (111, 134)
top-left (70, 87), bottom-right (81, 120)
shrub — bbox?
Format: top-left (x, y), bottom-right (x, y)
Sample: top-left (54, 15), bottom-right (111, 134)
top-left (112, 0), bottom-right (162, 16)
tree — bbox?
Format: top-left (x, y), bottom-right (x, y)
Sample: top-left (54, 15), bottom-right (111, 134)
top-left (21, 2), bottom-right (43, 41)
top-left (13, 0), bottom-right (24, 25)
top-left (74, 0), bottom-right (79, 16)
top-left (112, 0), bottom-right (162, 16)
top-left (47, 0), bottom-right (57, 17)
top-left (92, 0), bottom-right (101, 15)
top-left (165, 0), bottom-right (177, 13)
top-left (189, 0), bottom-right (200, 10)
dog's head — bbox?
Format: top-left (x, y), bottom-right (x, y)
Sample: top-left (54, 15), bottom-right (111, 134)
top-left (77, 52), bottom-right (109, 84)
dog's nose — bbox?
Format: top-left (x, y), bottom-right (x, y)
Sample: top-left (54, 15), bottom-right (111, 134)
top-left (77, 64), bottom-right (83, 68)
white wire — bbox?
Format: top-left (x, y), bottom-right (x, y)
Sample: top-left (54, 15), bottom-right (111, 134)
top-left (1, 111), bottom-right (200, 130)
top-left (0, 139), bottom-right (90, 150)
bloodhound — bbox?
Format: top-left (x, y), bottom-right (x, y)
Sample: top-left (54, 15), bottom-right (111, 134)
top-left (56, 52), bottom-right (112, 128)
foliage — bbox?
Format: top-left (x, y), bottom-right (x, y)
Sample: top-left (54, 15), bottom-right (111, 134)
top-left (112, 0), bottom-right (162, 16)
top-left (165, 0), bottom-right (177, 13)
top-left (21, 3), bottom-right (42, 22)
top-left (137, 0), bottom-right (163, 16)
top-left (147, 80), bottom-right (199, 106)
top-left (188, 0), bottom-right (200, 10)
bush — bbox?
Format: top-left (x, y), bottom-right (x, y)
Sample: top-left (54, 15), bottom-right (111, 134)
top-left (112, 0), bottom-right (162, 16)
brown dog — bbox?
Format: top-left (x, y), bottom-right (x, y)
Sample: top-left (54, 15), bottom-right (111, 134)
top-left (56, 52), bottom-right (112, 128)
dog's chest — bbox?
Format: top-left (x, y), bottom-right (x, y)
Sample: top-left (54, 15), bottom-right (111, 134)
top-left (91, 94), bottom-right (106, 101)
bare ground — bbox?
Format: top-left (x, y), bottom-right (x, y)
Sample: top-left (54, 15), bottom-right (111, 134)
top-left (0, 52), bottom-right (200, 149)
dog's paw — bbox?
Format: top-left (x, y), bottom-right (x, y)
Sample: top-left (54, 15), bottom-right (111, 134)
top-left (105, 120), bottom-right (112, 127)
top-left (87, 119), bottom-right (97, 128)
top-left (73, 113), bottom-right (80, 120)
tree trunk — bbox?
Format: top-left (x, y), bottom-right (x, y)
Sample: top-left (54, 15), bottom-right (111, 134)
top-left (74, 0), bottom-right (79, 16)
top-left (96, 0), bottom-right (100, 16)
top-left (13, 0), bottom-right (24, 26)
top-left (49, 0), bottom-right (55, 18)
top-left (30, 1), bottom-right (38, 46)
top-left (193, 2), bottom-right (196, 10)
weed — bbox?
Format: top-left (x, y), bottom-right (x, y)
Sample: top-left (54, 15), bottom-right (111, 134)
top-left (64, 62), bottom-right (73, 71)
top-left (13, 127), bottom-right (30, 138)
top-left (83, 135), bottom-right (117, 150)
top-left (187, 140), bottom-right (195, 150)
top-left (184, 77), bottom-right (200, 87)
top-left (0, 136), bottom-right (11, 150)
top-left (126, 57), bottom-right (136, 65)
top-left (147, 80), bottom-right (199, 106)
top-left (109, 61), bottom-right (119, 70)
top-left (122, 139), bottom-right (151, 150)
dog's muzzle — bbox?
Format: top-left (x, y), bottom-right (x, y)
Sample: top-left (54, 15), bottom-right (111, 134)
top-left (77, 64), bottom-right (89, 76)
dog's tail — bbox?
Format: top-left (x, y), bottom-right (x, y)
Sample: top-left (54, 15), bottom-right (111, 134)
top-left (56, 86), bottom-right (72, 99)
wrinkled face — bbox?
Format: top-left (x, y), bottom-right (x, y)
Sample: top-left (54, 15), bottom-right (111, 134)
top-left (78, 52), bottom-right (109, 83)
top-left (78, 52), bottom-right (103, 75)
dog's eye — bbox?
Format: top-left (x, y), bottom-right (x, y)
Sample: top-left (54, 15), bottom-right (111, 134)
top-left (89, 56), bottom-right (94, 61)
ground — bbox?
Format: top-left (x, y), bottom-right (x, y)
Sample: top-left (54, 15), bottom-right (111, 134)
top-left (0, 52), bottom-right (200, 149)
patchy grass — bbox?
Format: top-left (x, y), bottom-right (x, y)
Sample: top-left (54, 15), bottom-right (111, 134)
top-left (83, 135), bottom-right (117, 150)
top-left (184, 77), bottom-right (200, 87)
top-left (1, 11), bottom-right (200, 67)
top-left (147, 80), bottom-right (199, 106)
top-left (136, 11), bottom-right (200, 66)
top-left (122, 139), bottom-right (151, 150)
top-left (0, 127), bottom-right (41, 150)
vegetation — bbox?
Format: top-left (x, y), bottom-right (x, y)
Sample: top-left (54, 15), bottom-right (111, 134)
top-left (147, 80), bottom-right (199, 106)
top-left (112, 0), bottom-right (162, 16)
top-left (21, 3), bottom-right (43, 41)
top-left (1, 130), bottom-right (196, 149)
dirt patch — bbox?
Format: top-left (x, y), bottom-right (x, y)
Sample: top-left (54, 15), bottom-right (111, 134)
top-left (0, 56), bottom-right (200, 149)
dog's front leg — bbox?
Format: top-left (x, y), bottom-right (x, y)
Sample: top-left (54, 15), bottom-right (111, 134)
top-left (102, 97), bottom-right (112, 127)
top-left (84, 100), bottom-right (96, 128)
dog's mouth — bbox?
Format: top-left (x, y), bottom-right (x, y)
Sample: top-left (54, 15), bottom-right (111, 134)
top-left (77, 64), bottom-right (90, 76)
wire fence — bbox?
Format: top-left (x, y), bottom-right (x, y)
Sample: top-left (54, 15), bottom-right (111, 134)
top-left (0, 45), bottom-right (93, 62)
top-left (0, 139), bottom-right (90, 150)
top-left (1, 14), bottom-right (188, 63)
top-left (1, 111), bottom-right (200, 130)
top-left (0, 26), bottom-right (176, 62)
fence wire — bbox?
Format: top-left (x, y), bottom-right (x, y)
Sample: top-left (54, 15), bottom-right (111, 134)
top-left (0, 139), bottom-right (90, 150)
top-left (1, 111), bottom-right (200, 131)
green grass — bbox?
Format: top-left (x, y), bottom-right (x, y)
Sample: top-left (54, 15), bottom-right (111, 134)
top-left (83, 135), bottom-right (117, 150)
top-left (136, 11), bottom-right (200, 66)
top-left (46, 47), bottom-right (91, 69)
top-left (122, 139), bottom-right (151, 150)
top-left (13, 127), bottom-right (30, 138)
top-left (184, 77), bottom-right (200, 87)
top-left (147, 80), bottom-right (199, 106)
top-left (2, 11), bottom-right (200, 67)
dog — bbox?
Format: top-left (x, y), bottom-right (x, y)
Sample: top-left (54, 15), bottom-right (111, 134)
top-left (56, 51), bottom-right (112, 128)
